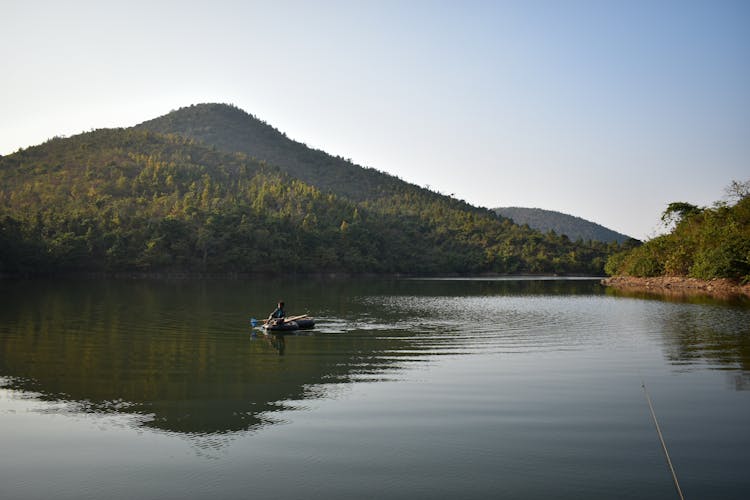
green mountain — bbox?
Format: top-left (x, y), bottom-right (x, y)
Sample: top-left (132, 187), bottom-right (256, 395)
top-left (0, 104), bottom-right (624, 275)
top-left (494, 207), bottom-right (634, 244)
top-left (134, 103), bottom-right (400, 203)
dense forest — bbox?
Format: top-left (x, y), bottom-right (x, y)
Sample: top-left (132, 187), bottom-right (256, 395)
top-left (1, 104), bottom-right (631, 276)
top-left (605, 182), bottom-right (750, 282)
top-left (494, 207), bottom-right (633, 244)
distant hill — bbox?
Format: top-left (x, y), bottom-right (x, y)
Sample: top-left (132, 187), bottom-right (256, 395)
top-left (494, 207), bottom-right (634, 244)
top-left (0, 104), bottom-right (627, 275)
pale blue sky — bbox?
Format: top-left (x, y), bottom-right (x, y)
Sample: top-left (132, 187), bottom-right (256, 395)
top-left (2, 0), bottom-right (748, 239)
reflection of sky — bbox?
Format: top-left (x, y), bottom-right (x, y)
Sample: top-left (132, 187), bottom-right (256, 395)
top-left (3, 343), bottom-right (750, 499)
top-left (3, 2), bottom-right (749, 239)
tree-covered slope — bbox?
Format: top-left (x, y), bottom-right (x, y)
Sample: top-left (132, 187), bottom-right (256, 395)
top-left (135, 103), bottom-right (408, 203)
top-left (134, 104), bottom-right (508, 237)
top-left (0, 106), bottom-right (626, 275)
top-left (494, 207), bottom-right (633, 243)
top-left (605, 188), bottom-right (750, 282)
top-left (0, 129), bottom-right (470, 274)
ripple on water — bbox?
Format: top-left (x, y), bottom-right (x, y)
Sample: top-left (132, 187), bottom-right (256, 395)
top-left (351, 294), bottom-right (636, 358)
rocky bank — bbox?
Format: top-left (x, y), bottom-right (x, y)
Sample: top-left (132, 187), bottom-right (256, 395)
top-left (601, 276), bottom-right (750, 299)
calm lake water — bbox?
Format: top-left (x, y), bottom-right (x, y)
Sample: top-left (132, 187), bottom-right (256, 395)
top-left (1, 277), bottom-right (749, 500)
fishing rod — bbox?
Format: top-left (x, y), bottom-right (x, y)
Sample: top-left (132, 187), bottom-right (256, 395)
top-left (641, 380), bottom-right (685, 500)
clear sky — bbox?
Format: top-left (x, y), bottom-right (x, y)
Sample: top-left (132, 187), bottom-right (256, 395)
top-left (2, 0), bottom-right (748, 239)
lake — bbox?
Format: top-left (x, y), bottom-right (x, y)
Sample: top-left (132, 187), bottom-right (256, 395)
top-left (1, 277), bottom-right (749, 499)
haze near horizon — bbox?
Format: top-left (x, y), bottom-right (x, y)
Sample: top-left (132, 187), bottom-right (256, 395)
top-left (2, 0), bottom-right (748, 240)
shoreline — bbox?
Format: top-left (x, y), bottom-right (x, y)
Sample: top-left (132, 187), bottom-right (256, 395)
top-left (601, 276), bottom-right (750, 299)
top-left (0, 271), bottom-right (600, 281)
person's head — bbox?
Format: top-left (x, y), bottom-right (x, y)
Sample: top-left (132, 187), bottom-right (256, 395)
top-left (278, 301), bottom-right (284, 308)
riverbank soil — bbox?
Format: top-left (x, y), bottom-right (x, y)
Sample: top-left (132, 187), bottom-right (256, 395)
top-left (601, 276), bottom-right (750, 299)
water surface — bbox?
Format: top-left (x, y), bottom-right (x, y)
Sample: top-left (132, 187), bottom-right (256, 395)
top-left (1, 278), bottom-right (748, 499)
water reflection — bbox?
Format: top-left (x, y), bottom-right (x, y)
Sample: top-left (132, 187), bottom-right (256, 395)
top-left (604, 285), bottom-right (750, 308)
top-left (729, 372), bottom-right (750, 391)
top-left (0, 277), bottom-right (748, 442)
top-left (0, 279), bottom-right (416, 437)
top-left (257, 331), bottom-right (286, 355)
top-left (653, 304), bottom-right (750, 373)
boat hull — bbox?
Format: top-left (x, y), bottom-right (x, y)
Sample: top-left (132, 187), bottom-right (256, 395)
top-left (263, 318), bottom-right (315, 332)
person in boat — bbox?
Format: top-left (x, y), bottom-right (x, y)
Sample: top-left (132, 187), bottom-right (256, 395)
top-left (268, 301), bottom-right (286, 325)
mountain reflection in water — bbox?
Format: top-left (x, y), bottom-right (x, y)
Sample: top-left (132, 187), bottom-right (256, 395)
top-left (1, 277), bottom-right (748, 440)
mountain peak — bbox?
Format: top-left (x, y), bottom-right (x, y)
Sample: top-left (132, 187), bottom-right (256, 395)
top-left (135, 103), bottom-right (405, 202)
top-left (136, 102), bottom-right (279, 143)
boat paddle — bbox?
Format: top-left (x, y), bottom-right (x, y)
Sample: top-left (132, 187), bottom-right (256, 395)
top-left (283, 314), bottom-right (310, 322)
top-left (250, 318), bottom-right (268, 327)
top-left (251, 314), bottom-right (309, 328)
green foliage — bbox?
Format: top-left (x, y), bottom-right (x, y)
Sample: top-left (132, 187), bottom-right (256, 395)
top-left (615, 236), bottom-right (668, 277)
top-left (603, 250), bottom-right (628, 277)
top-left (0, 107), bottom-right (628, 276)
top-left (688, 199), bottom-right (750, 280)
top-left (606, 187), bottom-right (750, 282)
top-left (660, 201), bottom-right (702, 228)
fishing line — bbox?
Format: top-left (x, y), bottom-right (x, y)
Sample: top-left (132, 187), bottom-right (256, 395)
top-left (641, 379), bottom-right (685, 500)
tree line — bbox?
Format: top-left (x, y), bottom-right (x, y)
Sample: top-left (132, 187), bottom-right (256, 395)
top-left (605, 181), bottom-right (750, 282)
top-left (1, 127), bottom-right (630, 276)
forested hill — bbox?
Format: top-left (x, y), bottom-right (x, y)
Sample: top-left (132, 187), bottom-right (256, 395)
top-left (494, 207), bottom-right (634, 243)
top-left (1, 105), bottom-right (628, 275)
top-left (135, 103), bottom-right (408, 204)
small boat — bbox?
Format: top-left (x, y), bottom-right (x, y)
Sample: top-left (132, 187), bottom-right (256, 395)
top-left (261, 315), bottom-right (315, 332)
